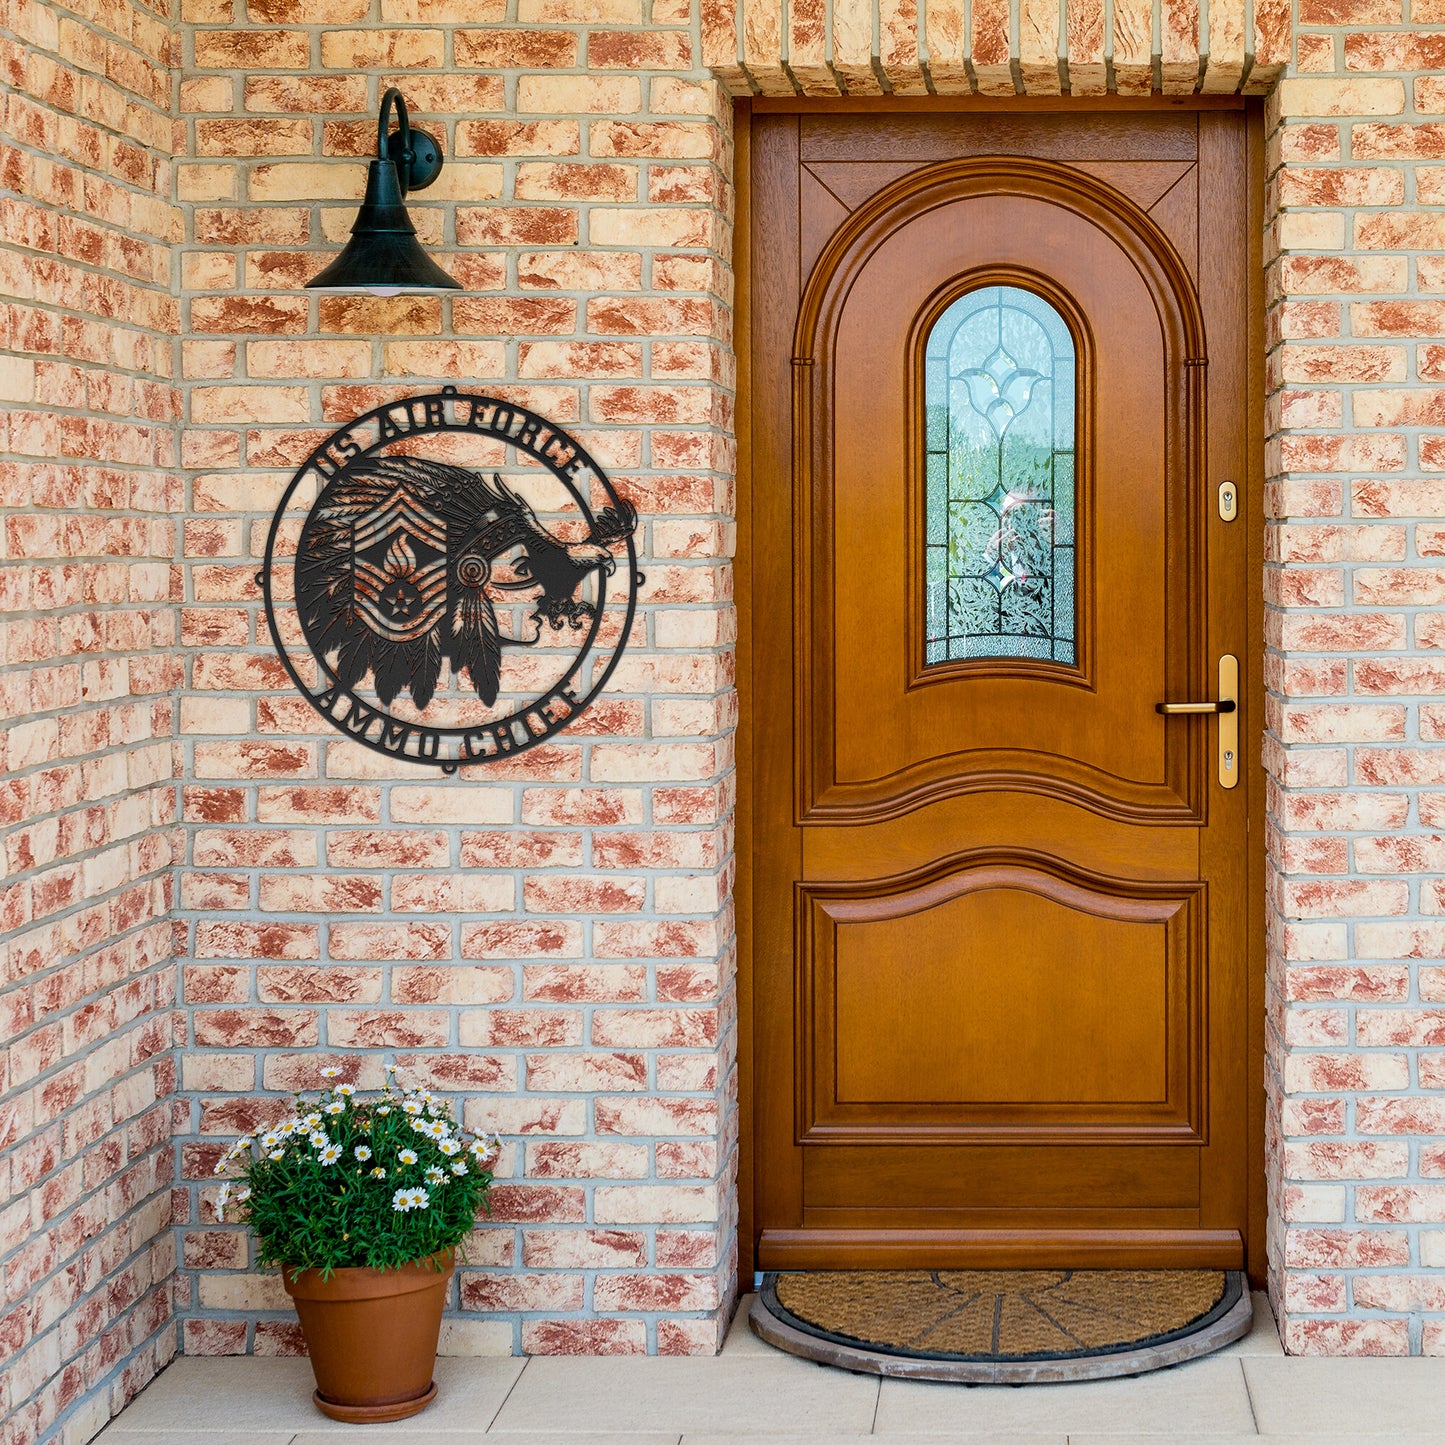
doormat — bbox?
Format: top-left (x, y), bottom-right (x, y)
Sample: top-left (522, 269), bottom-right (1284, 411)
top-left (750, 1269), bottom-right (1252, 1383)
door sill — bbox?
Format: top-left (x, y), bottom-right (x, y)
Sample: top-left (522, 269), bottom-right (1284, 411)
top-left (757, 1227), bottom-right (1245, 1270)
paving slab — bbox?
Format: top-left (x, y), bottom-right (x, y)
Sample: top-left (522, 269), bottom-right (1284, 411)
top-left (98, 1361), bottom-right (316, 1432)
top-left (1069, 1437), bottom-right (1374, 1444)
top-left (489, 1355), bottom-right (879, 1435)
top-left (98, 1434), bottom-right (294, 1445)
top-left (1244, 1357), bottom-right (1445, 1436)
top-left (874, 1356), bottom-right (1256, 1435)
top-left (684, 1436), bottom-right (1066, 1444)
top-left (98, 1357), bottom-right (525, 1434)
top-left (720, 1293), bottom-right (772, 1356)
top-left (1215, 1293), bottom-right (1283, 1357)
top-left (295, 1435), bottom-right (677, 1444)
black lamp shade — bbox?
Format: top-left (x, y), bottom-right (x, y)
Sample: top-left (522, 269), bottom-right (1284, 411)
top-left (307, 158), bottom-right (459, 295)
top-left (306, 91), bottom-right (460, 295)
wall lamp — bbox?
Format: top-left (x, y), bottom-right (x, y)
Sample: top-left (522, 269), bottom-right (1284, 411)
top-left (306, 87), bottom-right (460, 296)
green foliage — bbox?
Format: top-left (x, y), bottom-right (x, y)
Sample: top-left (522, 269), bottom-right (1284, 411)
top-left (213, 1068), bottom-right (500, 1277)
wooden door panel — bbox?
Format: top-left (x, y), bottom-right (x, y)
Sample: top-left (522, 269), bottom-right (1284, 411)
top-left (798, 113), bottom-right (1199, 163)
top-left (804, 1145), bottom-right (1201, 1213)
top-left (798, 164), bottom-right (1209, 827)
top-left (798, 158), bottom-right (1203, 281)
top-left (751, 107), bottom-right (1257, 1272)
top-left (800, 861), bottom-right (1203, 1142)
top-left (1068, 161), bottom-right (1195, 211)
top-left (799, 167), bottom-right (852, 281)
top-left (803, 792), bottom-right (1199, 882)
top-left (836, 903), bottom-right (1171, 1106)
top-left (1149, 168), bottom-right (1201, 280)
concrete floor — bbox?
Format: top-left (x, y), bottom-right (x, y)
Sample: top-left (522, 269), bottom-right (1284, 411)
top-left (96, 1293), bottom-right (1445, 1441)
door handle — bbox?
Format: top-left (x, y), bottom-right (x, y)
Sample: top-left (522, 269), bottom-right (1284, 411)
top-left (1155, 699), bottom-right (1236, 715)
top-left (1155, 655), bottom-right (1239, 789)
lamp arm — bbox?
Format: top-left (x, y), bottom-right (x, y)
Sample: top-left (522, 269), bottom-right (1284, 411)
top-left (377, 87), bottom-right (413, 195)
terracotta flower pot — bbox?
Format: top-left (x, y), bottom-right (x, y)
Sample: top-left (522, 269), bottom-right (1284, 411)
top-left (282, 1251), bottom-right (453, 1423)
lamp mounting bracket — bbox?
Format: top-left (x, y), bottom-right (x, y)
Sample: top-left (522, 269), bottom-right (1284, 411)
top-left (377, 86), bottom-right (443, 195)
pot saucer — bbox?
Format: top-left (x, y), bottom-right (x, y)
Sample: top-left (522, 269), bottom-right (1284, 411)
top-left (312, 1380), bottom-right (437, 1423)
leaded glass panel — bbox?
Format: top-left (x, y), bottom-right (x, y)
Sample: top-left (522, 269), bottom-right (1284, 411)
top-left (924, 285), bottom-right (1077, 666)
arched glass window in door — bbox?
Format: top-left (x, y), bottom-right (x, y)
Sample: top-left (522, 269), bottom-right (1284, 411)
top-left (924, 285), bottom-right (1076, 666)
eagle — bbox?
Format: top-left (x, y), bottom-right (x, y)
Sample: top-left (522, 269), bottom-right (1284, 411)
top-left (296, 455), bottom-right (636, 711)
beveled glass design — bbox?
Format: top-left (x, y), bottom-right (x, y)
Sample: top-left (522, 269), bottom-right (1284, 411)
top-left (924, 285), bottom-right (1076, 666)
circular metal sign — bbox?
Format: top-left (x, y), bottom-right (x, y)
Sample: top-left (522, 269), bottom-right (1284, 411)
top-left (261, 389), bottom-right (640, 773)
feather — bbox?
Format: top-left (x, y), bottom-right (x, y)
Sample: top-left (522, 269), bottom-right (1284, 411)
top-left (590, 499), bottom-right (638, 546)
top-left (449, 586), bottom-right (501, 707)
top-left (370, 639), bottom-right (414, 710)
top-left (410, 627), bottom-right (443, 711)
top-left (332, 623), bottom-right (374, 696)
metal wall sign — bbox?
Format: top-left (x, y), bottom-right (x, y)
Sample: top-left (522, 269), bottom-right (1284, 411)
top-left (261, 389), bottom-right (640, 773)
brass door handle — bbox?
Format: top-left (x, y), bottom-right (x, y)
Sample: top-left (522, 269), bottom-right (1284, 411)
top-left (1155, 699), bottom-right (1236, 714)
top-left (1155, 655), bottom-right (1239, 789)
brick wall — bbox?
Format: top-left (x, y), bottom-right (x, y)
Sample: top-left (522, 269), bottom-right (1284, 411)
top-left (1266, 5), bottom-right (1445, 1357)
top-left (20, 0), bottom-right (1445, 1426)
top-left (0, 0), bottom-right (182, 1442)
top-left (171, 0), bottom-right (740, 1359)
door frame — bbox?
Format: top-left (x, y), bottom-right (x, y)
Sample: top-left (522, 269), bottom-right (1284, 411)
top-left (734, 95), bottom-right (1268, 1287)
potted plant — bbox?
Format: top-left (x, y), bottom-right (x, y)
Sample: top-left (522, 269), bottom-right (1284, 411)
top-left (213, 1065), bottom-right (500, 1423)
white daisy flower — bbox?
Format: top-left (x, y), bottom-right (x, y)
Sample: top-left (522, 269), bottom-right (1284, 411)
top-left (212, 1159), bottom-right (226, 1176)
top-left (402, 1100), bottom-right (424, 1115)
top-left (438, 1139), bottom-right (461, 1156)
top-left (268, 1149), bottom-right (284, 1161)
top-left (309, 1131), bottom-right (328, 1149)
top-left (450, 1161), bottom-right (468, 1176)
top-left (278, 1120), bottom-right (297, 1135)
top-left (354, 1145), bottom-right (372, 1162)
top-left (398, 1148), bottom-right (418, 1166)
top-left (370, 1166), bottom-right (387, 1179)
top-left (302, 1113), bottom-right (322, 1129)
top-left (235, 1186), bottom-right (250, 1203)
top-left (321, 1066), bottom-right (341, 1079)
top-left (376, 1105), bottom-right (392, 1116)
top-left (412, 1187), bottom-right (430, 1209)
top-left (386, 1063), bottom-right (399, 1074)
top-left (424, 1120), bottom-right (448, 1140)
top-left (319, 1144), bottom-right (342, 1165)
top-left (391, 1187), bottom-right (418, 1212)
top-left (259, 1132), bottom-right (280, 1150)
top-left (324, 1100), bottom-right (345, 1116)
top-left (215, 1182), bottom-right (231, 1219)
top-left (425, 1166), bottom-right (445, 1185)
top-left (335, 1083), bottom-right (356, 1097)
top-left (409, 1118), bottom-right (429, 1134)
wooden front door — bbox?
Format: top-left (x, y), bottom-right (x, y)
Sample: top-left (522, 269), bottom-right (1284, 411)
top-left (746, 106), bottom-right (1262, 1272)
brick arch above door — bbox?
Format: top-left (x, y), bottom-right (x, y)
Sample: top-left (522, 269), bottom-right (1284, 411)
top-left (703, 0), bottom-right (1288, 97)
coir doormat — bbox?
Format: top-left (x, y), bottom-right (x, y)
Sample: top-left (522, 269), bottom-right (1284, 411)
top-left (750, 1269), bottom-right (1252, 1383)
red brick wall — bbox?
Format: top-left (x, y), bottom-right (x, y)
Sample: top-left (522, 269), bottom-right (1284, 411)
top-left (0, 0), bottom-right (182, 1441)
top-left (18, 0), bottom-right (1445, 1416)
top-left (1265, 19), bottom-right (1445, 1355)
top-left (171, 1), bottom-right (740, 1359)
